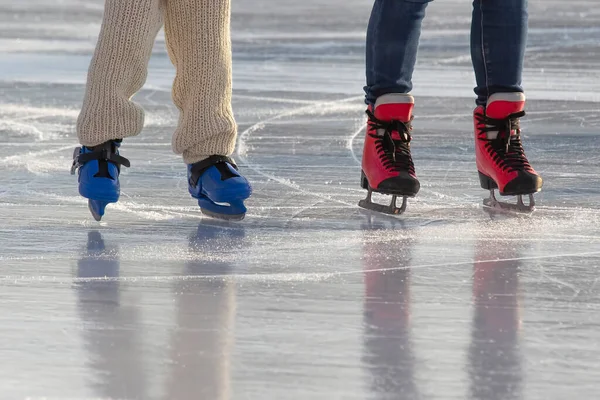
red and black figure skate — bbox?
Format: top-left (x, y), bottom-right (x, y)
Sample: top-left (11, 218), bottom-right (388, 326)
top-left (474, 93), bottom-right (543, 213)
top-left (359, 94), bottom-right (420, 215)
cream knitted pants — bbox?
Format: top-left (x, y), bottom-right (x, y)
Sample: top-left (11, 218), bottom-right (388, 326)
top-left (76, 0), bottom-right (236, 164)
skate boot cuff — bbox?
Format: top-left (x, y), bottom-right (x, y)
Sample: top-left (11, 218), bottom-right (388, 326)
top-left (485, 92), bottom-right (526, 121)
top-left (71, 141), bottom-right (130, 175)
top-left (374, 93), bottom-right (414, 108)
top-left (189, 155), bottom-right (238, 188)
top-left (476, 110), bottom-right (526, 142)
top-left (366, 109), bottom-right (413, 140)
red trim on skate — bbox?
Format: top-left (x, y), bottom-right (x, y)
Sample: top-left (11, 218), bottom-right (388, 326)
top-left (486, 99), bottom-right (525, 120)
top-left (362, 102), bottom-right (416, 189)
top-left (375, 102), bottom-right (413, 124)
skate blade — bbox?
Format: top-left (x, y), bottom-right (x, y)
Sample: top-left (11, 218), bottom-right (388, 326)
top-left (88, 200), bottom-right (109, 222)
top-left (483, 191), bottom-right (535, 214)
top-left (197, 197), bottom-right (247, 221)
top-left (358, 190), bottom-right (408, 215)
top-left (201, 208), bottom-right (246, 221)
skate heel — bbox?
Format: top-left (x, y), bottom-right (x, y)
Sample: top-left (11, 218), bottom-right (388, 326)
top-left (478, 171), bottom-right (498, 190)
top-left (360, 171), bottom-right (369, 190)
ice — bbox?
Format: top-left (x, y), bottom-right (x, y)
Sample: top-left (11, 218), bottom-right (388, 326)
top-left (1, 0), bottom-right (600, 399)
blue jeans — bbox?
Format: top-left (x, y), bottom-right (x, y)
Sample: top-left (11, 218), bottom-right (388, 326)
top-left (365, 0), bottom-right (528, 106)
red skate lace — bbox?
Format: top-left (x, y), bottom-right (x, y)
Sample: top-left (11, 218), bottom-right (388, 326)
top-left (366, 109), bottom-right (415, 174)
top-left (476, 111), bottom-right (532, 172)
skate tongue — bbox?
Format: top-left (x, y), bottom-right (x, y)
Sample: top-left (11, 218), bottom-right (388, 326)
top-left (484, 93), bottom-right (525, 139)
top-left (374, 93), bottom-right (414, 123)
top-left (486, 92), bottom-right (525, 120)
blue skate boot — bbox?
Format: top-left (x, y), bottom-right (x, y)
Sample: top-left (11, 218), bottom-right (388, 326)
top-left (188, 155), bottom-right (252, 221)
top-left (71, 140), bottom-right (130, 221)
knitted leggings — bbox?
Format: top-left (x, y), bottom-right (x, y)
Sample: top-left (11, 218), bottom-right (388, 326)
top-left (76, 0), bottom-right (236, 164)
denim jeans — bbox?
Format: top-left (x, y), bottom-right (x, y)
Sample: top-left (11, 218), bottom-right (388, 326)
top-left (364, 0), bottom-right (528, 106)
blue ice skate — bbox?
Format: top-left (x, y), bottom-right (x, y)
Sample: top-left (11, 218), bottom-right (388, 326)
top-left (188, 156), bottom-right (251, 221)
top-left (71, 140), bottom-right (130, 221)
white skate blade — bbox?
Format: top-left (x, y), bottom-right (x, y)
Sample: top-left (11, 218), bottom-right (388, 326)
top-left (483, 191), bottom-right (535, 214)
top-left (200, 208), bottom-right (246, 221)
top-left (358, 190), bottom-right (408, 215)
top-left (88, 199), bottom-right (108, 222)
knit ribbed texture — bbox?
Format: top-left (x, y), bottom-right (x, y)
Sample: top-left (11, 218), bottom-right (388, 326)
top-left (77, 0), bottom-right (237, 164)
top-left (166, 0), bottom-right (236, 164)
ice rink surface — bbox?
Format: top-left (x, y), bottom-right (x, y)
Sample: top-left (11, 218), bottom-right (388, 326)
top-left (1, 0), bottom-right (600, 399)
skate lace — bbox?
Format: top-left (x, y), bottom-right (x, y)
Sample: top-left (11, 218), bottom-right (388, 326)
top-left (476, 111), bottom-right (532, 172)
top-left (366, 109), bottom-right (415, 174)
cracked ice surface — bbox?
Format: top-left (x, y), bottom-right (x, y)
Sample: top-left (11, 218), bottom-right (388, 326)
top-left (1, 0), bottom-right (600, 399)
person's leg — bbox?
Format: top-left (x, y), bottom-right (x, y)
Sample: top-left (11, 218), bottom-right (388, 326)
top-left (73, 0), bottom-right (164, 221)
top-left (164, 0), bottom-right (236, 164)
top-left (360, 0), bottom-right (431, 215)
top-left (364, 0), bottom-right (431, 105)
top-left (164, 0), bottom-right (250, 220)
top-left (470, 0), bottom-right (542, 211)
top-left (77, 0), bottom-right (164, 145)
top-left (471, 0), bottom-right (527, 106)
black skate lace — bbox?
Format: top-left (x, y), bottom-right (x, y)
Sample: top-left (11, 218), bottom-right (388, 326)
top-left (476, 111), bottom-right (532, 172)
top-left (366, 109), bottom-right (415, 175)
top-left (71, 140), bottom-right (130, 178)
top-left (189, 155), bottom-right (239, 188)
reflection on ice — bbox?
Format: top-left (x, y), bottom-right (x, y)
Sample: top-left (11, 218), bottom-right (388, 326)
top-left (76, 225), bottom-right (241, 399)
top-left (76, 232), bottom-right (147, 399)
top-left (469, 238), bottom-right (523, 400)
top-left (362, 219), bottom-right (419, 399)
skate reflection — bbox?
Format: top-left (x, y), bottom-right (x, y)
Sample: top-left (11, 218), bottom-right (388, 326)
top-left (75, 231), bottom-right (146, 399)
top-left (164, 221), bottom-right (243, 400)
top-left (468, 240), bottom-right (523, 400)
top-left (76, 224), bottom-right (242, 399)
top-left (360, 209), bottom-right (408, 231)
top-left (361, 219), bottom-right (420, 399)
